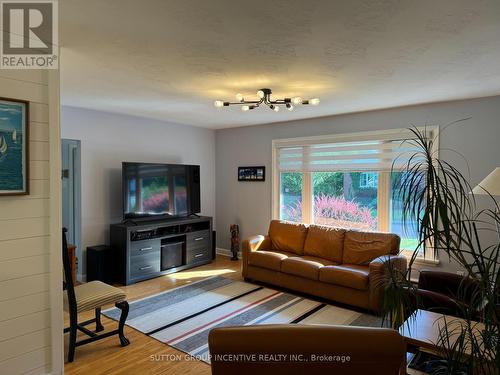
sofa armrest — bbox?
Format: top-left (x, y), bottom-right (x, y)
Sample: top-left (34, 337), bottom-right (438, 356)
top-left (242, 235), bottom-right (270, 254)
top-left (241, 235), bottom-right (271, 276)
top-left (368, 254), bottom-right (408, 313)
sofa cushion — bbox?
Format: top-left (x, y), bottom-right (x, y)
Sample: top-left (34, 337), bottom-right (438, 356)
top-left (248, 250), bottom-right (295, 271)
top-left (343, 231), bottom-right (400, 265)
top-left (319, 265), bottom-right (370, 290)
top-left (268, 220), bottom-right (308, 255)
top-left (303, 224), bottom-right (346, 262)
top-left (281, 256), bottom-right (336, 281)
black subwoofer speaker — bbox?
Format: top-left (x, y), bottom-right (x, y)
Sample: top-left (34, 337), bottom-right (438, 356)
top-left (161, 240), bottom-right (184, 271)
top-left (87, 245), bottom-right (112, 282)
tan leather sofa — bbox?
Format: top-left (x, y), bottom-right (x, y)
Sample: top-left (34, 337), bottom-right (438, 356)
top-left (208, 325), bottom-right (406, 375)
top-left (242, 220), bottom-right (407, 313)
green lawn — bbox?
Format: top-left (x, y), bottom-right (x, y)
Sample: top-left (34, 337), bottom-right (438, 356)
top-left (400, 238), bottom-right (419, 251)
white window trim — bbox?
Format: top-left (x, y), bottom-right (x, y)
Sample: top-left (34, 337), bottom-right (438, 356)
top-left (271, 126), bottom-right (439, 261)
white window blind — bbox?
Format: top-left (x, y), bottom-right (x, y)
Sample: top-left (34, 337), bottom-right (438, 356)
top-left (277, 129), bottom-right (431, 173)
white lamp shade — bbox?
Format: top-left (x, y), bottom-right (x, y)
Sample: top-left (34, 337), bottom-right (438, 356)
top-left (472, 167), bottom-right (500, 196)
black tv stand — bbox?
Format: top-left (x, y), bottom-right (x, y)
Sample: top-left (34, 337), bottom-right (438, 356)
top-left (121, 219), bottom-right (138, 226)
top-left (110, 216), bottom-right (213, 285)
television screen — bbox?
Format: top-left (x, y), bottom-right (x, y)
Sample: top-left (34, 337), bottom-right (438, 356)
top-left (122, 162), bottom-right (200, 219)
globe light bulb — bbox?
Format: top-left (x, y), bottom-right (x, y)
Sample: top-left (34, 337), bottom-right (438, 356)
top-left (291, 97), bottom-right (302, 105)
top-left (235, 93), bottom-right (244, 102)
top-left (309, 98), bottom-right (320, 105)
top-left (274, 105), bottom-right (280, 112)
top-left (257, 90), bottom-right (265, 99)
top-left (241, 105), bottom-right (250, 111)
top-left (214, 100), bottom-right (224, 108)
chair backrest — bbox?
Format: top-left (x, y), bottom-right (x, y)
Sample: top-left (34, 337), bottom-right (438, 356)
top-left (208, 324), bottom-right (406, 375)
top-left (62, 228), bottom-right (77, 316)
top-left (418, 270), bottom-right (480, 305)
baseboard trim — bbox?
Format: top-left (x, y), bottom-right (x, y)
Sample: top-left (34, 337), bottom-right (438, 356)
top-left (216, 247), bottom-right (242, 258)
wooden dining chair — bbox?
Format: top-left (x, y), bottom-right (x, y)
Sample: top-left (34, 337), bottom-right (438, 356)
top-left (63, 228), bottom-right (130, 362)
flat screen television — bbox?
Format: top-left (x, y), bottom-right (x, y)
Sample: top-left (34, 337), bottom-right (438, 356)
top-left (122, 162), bottom-right (200, 220)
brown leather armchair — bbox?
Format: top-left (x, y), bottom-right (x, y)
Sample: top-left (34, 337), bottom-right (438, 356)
top-left (414, 270), bottom-right (481, 318)
top-left (208, 325), bottom-right (406, 375)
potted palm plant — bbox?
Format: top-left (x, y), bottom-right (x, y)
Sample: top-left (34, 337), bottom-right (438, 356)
top-left (380, 125), bottom-right (499, 374)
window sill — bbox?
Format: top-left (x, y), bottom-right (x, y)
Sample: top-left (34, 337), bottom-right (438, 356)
top-left (400, 249), bottom-right (439, 266)
top-left (405, 255), bottom-right (440, 266)
top-left (408, 257), bottom-right (440, 284)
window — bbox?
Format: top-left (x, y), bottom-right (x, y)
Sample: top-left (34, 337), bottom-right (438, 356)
top-left (359, 172), bottom-right (378, 188)
top-left (272, 128), bottom-right (437, 261)
top-left (312, 172), bottom-right (377, 231)
top-left (280, 172), bottom-right (302, 222)
top-left (390, 172), bottom-right (420, 255)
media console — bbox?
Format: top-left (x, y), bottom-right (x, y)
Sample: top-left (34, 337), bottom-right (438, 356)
top-left (110, 216), bottom-right (213, 285)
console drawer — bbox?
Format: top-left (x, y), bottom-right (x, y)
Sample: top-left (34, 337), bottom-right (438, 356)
top-left (186, 247), bottom-right (211, 264)
top-left (130, 239), bottom-right (161, 257)
top-left (130, 252), bottom-right (160, 279)
top-left (187, 230), bottom-right (210, 249)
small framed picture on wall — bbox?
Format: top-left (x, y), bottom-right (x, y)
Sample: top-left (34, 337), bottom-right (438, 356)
top-left (0, 97), bottom-right (29, 196)
top-left (238, 166), bottom-right (265, 181)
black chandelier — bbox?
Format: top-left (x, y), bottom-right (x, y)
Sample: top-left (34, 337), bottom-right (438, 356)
top-left (214, 88), bottom-right (320, 112)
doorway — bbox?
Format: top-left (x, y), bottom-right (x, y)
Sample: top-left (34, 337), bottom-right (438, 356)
top-left (62, 139), bottom-right (82, 281)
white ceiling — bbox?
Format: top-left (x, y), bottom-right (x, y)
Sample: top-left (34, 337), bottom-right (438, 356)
top-left (60, 0), bottom-right (500, 129)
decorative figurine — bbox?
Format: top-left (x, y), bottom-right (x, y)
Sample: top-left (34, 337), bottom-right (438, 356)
top-left (230, 224), bottom-right (240, 261)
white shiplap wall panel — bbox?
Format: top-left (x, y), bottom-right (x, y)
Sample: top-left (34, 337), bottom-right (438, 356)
top-left (0, 198), bottom-right (49, 219)
top-left (0, 254), bottom-right (50, 282)
top-left (30, 141), bottom-right (50, 161)
top-left (0, 273), bottom-right (50, 301)
top-left (0, 310), bottom-right (50, 342)
top-left (0, 217), bottom-right (49, 241)
top-left (29, 103), bottom-right (49, 123)
top-left (0, 77), bottom-right (48, 104)
top-left (22, 364), bottom-right (52, 375)
top-left (0, 236), bottom-right (50, 262)
top-left (3, 179), bottom-right (51, 202)
top-left (29, 160), bottom-right (50, 180)
top-left (0, 347), bottom-right (51, 375)
top-left (26, 179), bottom-right (50, 199)
top-left (0, 291), bottom-right (50, 321)
top-left (0, 328), bottom-right (51, 363)
top-left (30, 122), bottom-right (49, 141)
top-left (0, 69), bottom-right (57, 374)
top-left (0, 70), bottom-right (48, 85)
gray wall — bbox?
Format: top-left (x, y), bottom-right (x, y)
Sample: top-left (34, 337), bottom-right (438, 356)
top-left (61, 106), bottom-right (216, 279)
top-left (215, 95), bottom-right (500, 272)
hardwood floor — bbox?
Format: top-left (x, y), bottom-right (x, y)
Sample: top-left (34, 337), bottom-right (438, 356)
top-left (64, 255), bottom-right (242, 375)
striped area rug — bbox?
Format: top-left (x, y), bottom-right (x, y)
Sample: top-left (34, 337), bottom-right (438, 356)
top-left (103, 276), bottom-right (382, 363)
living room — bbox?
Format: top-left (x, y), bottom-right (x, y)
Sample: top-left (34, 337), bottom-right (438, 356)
top-left (0, 1), bottom-right (499, 374)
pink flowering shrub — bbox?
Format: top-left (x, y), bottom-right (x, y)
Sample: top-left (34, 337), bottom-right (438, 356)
top-left (284, 194), bottom-right (377, 231)
top-left (284, 203), bottom-right (303, 223)
top-left (143, 191), bottom-right (169, 212)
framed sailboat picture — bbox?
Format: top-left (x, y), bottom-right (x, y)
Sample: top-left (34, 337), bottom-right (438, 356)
top-left (0, 97), bottom-right (29, 196)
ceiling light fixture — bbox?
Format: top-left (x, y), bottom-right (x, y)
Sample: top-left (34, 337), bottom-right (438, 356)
top-left (214, 88), bottom-right (320, 112)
